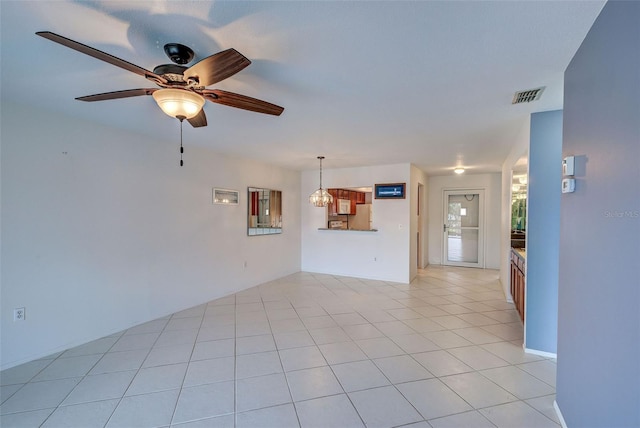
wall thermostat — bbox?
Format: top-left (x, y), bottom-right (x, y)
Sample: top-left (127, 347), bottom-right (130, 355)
top-left (562, 178), bottom-right (575, 193)
top-left (562, 156), bottom-right (575, 176)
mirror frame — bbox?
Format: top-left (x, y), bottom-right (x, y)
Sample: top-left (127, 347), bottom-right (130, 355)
top-left (247, 187), bottom-right (282, 236)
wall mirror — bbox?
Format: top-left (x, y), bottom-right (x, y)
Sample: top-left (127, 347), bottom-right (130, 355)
top-left (248, 187), bottom-right (282, 235)
top-left (511, 156), bottom-right (528, 248)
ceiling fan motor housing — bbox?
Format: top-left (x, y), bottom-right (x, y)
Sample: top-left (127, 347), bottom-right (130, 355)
top-left (164, 43), bottom-right (194, 65)
top-left (152, 64), bottom-right (189, 83)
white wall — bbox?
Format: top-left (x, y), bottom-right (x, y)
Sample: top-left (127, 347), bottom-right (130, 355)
top-left (1, 102), bottom-right (301, 369)
top-left (427, 173), bottom-right (502, 269)
top-left (301, 163), bottom-right (412, 283)
top-left (500, 118), bottom-right (530, 299)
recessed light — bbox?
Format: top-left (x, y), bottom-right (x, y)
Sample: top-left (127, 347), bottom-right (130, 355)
top-left (454, 168), bottom-right (465, 174)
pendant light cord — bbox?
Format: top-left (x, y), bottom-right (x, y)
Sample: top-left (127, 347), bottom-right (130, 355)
top-left (318, 156), bottom-right (325, 189)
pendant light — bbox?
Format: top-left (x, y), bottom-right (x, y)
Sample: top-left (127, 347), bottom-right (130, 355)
top-left (309, 156), bottom-right (333, 207)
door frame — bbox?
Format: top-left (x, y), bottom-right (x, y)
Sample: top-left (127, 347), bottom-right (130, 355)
top-left (442, 188), bottom-right (486, 268)
top-left (417, 183), bottom-right (424, 269)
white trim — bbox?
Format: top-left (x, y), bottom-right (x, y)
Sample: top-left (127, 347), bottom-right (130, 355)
top-left (554, 400), bottom-right (568, 428)
top-left (523, 345), bottom-right (557, 359)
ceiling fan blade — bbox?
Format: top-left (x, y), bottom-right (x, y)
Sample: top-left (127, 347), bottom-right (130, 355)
top-left (36, 31), bottom-right (167, 85)
top-left (76, 88), bottom-right (157, 102)
top-left (183, 48), bottom-right (250, 87)
top-left (203, 90), bottom-right (284, 116)
top-left (187, 109), bottom-right (207, 128)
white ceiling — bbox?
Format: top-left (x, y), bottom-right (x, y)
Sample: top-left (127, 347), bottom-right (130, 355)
top-left (0, 1), bottom-right (605, 174)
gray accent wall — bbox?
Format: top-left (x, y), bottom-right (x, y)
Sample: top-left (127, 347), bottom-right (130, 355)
top-left (526, 110), bottom-right (562, 354)
top-left (557, 1), bottom-right (640, 426)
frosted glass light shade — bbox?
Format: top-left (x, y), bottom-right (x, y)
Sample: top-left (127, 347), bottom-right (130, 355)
top-left (152, 89), bottom-right (205, 119)
top-left (309, 188), bottom-right (333, 207)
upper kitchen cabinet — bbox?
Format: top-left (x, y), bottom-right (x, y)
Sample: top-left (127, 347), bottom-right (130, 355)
top-left (327, 188), bottom-right (367, 215)
top-left (328, 189), bottom-right (338, 215)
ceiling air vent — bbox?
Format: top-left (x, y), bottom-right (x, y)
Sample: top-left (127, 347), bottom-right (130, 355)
top-left (512, 87), bottom-right (545, 104)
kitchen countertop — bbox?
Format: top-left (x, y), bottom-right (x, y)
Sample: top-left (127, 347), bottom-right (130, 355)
top-left (318, 228), bottom-right (378, 232)
top-left (512, 248), bottom-right (526, 260)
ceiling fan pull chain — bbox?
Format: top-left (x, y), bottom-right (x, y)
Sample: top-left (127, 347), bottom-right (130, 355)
top-left (178, 115), bottom-right (185, 167)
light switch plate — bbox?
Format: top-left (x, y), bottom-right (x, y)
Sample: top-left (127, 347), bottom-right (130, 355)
top-left (562, 178), bottom-right (575, 193)
top-left (563, 156), bottom-right (575, 176)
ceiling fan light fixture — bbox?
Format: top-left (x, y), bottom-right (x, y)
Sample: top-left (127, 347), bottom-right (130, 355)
top-left (309, 156), bottom-right (333, 207)
top-left (152, 88), bottom-right (205, 119)
top-left (454, 167), bottom-right (465, 174)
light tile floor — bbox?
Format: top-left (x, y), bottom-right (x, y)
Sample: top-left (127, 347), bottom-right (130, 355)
top-left (0, 266), bottom-right (559, 427)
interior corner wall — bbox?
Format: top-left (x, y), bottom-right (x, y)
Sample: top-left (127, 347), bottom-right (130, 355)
top-left (500, 118), bottom-right (530, 300)
top-left (301, 163), bottom-right (412, 283)
top-left (0, 102), bottom-right (301, 370)
top-left (410, 165), bottom-right (429, 280)
top-left (525, 110), bottom-right (562, 355)
top-left (427, 173), bottom-right (502, 270)
top-left (556, 1), bottom-right (640, 426)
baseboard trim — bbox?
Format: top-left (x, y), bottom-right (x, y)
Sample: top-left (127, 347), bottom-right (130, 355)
top-left (554, 400), bottom-right (568, 428)
top-left (523, 346), bottom-right (557, 359)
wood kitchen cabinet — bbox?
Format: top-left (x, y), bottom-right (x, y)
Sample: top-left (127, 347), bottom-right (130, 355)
top-left (510, 250), bottom-right (525, 322)
top-left (327, 189), bottom-right (338, 215)
top-left (326, 189), bottom-right (366, 215)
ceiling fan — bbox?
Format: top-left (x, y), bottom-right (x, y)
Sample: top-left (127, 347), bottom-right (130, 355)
top-left (35, 31), bottom-right (284, 128)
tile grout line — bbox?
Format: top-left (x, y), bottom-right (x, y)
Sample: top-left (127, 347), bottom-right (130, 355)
top-left (1, 267), bottom-right (558, 427)
top-left (168, 305), bottom-right (208, 427)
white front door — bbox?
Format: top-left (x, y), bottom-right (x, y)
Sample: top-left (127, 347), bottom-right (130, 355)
top-left (443, 189), bottom-right (485, 268)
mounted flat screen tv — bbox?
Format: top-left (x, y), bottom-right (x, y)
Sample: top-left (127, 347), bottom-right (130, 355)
top-left (375, 183), bottom-right (405, 199)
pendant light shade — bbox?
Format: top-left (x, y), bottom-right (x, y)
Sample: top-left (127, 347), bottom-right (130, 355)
top-left (309, 188), bottom-right (333, 207)
top-left (152, 88), bottom-right (205, 119)
top-left (309, 156), bottom-right (333, 207)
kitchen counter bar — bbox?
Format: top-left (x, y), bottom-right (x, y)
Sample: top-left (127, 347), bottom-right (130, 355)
top-left (513, 248), bottom-right (526, 260)
top-left (317, 228), bottom-right (378, 232)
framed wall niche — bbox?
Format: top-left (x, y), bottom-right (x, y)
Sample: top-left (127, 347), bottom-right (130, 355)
top-left (213, 188), bottom-right (239, 205)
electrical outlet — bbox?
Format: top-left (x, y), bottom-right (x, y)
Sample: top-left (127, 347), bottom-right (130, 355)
top-left (14, 307), bottom-right (25, 322)
top-left (243, 261), bottom-right (247, 268)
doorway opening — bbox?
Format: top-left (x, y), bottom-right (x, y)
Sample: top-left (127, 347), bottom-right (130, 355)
top-left (417, 183), bottom-right (424, 269)
top-left (443, 189), bottom-right (485, 268)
